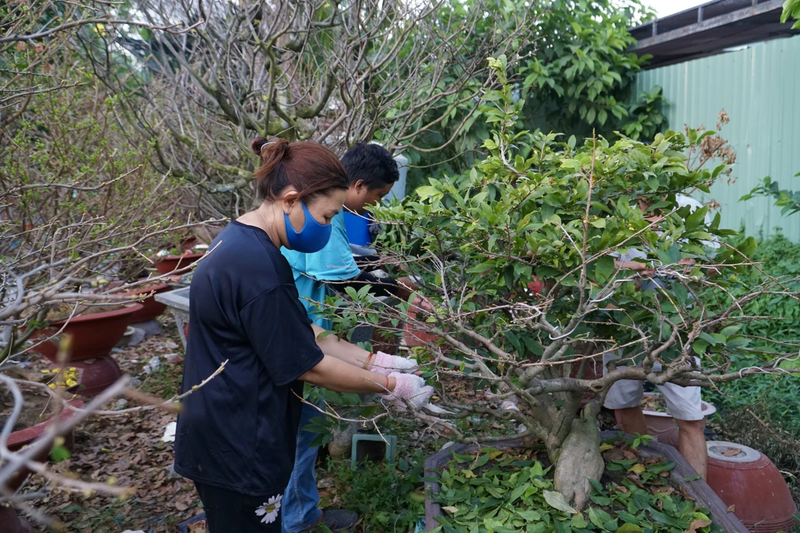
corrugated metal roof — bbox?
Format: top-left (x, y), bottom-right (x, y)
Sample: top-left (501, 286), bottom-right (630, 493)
top-left (630, 0), bottom-right (798, 68)
top-left (633, 34), bottom-right (800, 241)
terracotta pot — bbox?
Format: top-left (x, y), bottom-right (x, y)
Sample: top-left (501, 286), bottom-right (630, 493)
top-left (4, 398), bottom-right (84, 494)
top-left (706, 441), bottom-right (798, 533)
top-left (403, 298), bottom-right (443, 348)
top-left (0, 506), bottom-right (32, 533)
top-left (181, 236), bottom-right (199, 251)
top-left (154, 253), bottom-right (204, 275)
top-left (618, 392), bottom-right (716, 446)
top-left (124, 283), bottom-right (171, 323)
top-left (33, 304), bottom-right (144, 362)
top-left (49, 356), bottom-right (122, 398)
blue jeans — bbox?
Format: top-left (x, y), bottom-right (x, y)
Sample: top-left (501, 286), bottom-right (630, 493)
top-left (282, 402), bottom-right (323, 533)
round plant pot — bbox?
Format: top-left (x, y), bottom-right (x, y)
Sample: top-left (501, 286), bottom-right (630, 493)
top-left (4, 398), bottom-right (84, 494)
top-left (48, 356), bottom-right (122, 398)
top-left (615, 392), bottom-right (716, 447)
top-left (706, 441), bottom-right (798, 533)
top-left (33, 304), bottom-right (144, 362)
top-left (403, 298), bottom-right (443, 348)
top-left (154, 253), bottom-right (204, 275)
top-left (181, 236), bottom-right (199, 251)
top-left (124, 283), bottom-right (171, 323)
top-left (0, 506), bottom-right (32, 533)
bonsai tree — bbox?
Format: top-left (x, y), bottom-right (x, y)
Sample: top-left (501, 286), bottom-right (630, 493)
top-left (329, 57), bottom-right (799, 508)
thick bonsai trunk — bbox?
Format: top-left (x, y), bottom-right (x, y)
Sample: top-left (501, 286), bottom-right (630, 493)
top-left (546, 400), bottom-right (603, 510)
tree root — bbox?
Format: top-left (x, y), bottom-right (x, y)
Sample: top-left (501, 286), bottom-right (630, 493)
top-left (553, 402), bottom-right (603, 510)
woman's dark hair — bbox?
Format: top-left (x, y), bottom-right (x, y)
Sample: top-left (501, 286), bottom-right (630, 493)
top-left (250, 137), bottom-right (349, 201)
top-left (340, 142), bottom-right (399, 190)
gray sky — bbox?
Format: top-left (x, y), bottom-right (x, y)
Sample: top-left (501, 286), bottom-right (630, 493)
top-left (645, 0), bottom-right (705, 17)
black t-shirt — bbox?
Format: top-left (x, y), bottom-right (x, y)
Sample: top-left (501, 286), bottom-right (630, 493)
top-left (174, 221), bottom-right (324, 496)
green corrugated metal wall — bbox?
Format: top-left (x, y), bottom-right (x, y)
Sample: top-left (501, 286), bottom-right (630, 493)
top-left (633, 34), bottom-right (800, 241)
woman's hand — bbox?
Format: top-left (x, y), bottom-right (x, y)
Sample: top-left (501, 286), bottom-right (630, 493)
top-left (370, 351), bottom-right (418, 375)
top-left (385, 373), bottom-right (434, 408)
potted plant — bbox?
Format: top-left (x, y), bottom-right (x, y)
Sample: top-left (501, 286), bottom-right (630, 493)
top-left (0, 377), bottom-right (84, 532)
top-left (154, 249), bottom-right (205, 275)
top-left (122, 282), bottom-right (173, 323)
top-left (31, 303), bottom-right (144, 362)
top-left (1, 381), bottom-right (84, 493)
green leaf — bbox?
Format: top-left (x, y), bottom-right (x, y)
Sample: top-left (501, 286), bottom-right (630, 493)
top-left (50, 445), bottom-right (71, 462)
top-left (475, 453), bottom-right (491, 467)
top-left (589, 507), bottom-right (613, 529)
top-left (509, 483), bottom-right (531, 503)
top-left (570, 513), bottom-right (589, 529)
top-left (648, 509), bottom-right (685, 528)
top-left (544, 490), bottom-right (578, 514)
top-left (656, 245), bottom-right (681, 265)
top-left (692, 340), bottom-right (709, 355)
top-left (554, 519), bottom-right (573, 533)
top-left (595, 255), bottom-right (615, 282)
top-left (616, 523), bottom-right (642, 533)
top-left (647, 461), bottom-right (676, 474)
top-left (616, 512), bottom-right (640, 525)
top-left (632, 490), bottom-right (652, 511)
top-left (518, 510), bottom-right (542, 522)
top-left (591, 493), bottom-right (613, 506)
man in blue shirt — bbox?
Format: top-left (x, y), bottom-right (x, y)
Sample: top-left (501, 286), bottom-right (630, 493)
top-left (281, 143), bottom-right (417, 532)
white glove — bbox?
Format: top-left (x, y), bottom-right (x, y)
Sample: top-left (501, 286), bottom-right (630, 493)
top-left (371, 351), bottom-right (419, 376)
top-left (385, 373), bottom-right (434, 409)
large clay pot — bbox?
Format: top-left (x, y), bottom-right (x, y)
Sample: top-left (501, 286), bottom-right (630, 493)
top-left (33, 304), bottom-right (144, 362)
top-left (124, 283), bottom-right (171, 323)
top-left (48, 356), bottom-right (122, 398)
top-left (154, 253), bottom-right (204, 275)
top-left (403, 298), bottom-right (443, 348)
top-left (617, 392), bottom-right (716, 446)
top-left (0, 506), bottom-right (31, 533)
top-left (4, 398), bottom-right (84, 493)
top-left (706, 441), bottom-right (798, 533)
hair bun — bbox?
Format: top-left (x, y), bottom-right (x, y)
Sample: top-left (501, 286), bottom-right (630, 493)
top-left (251, 137), bottom-right (290, 159)
top-left (250, 136), bottom-right (269, 155)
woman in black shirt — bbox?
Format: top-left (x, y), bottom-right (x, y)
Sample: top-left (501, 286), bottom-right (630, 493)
top-left (175, 139), bottom-right (432, 532)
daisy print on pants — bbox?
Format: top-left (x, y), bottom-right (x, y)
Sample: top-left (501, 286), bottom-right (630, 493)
top-left (255, 494), bottom-right (282, 524)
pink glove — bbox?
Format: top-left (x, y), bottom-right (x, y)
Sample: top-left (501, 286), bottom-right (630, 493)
top-left (371, 351), bottom-right (419, 376)
top-left (385, 373), bottom-right (434, 409)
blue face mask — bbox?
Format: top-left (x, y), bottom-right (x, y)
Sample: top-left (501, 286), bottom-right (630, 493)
top-left (284, 201), bottom-right (332, 253)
